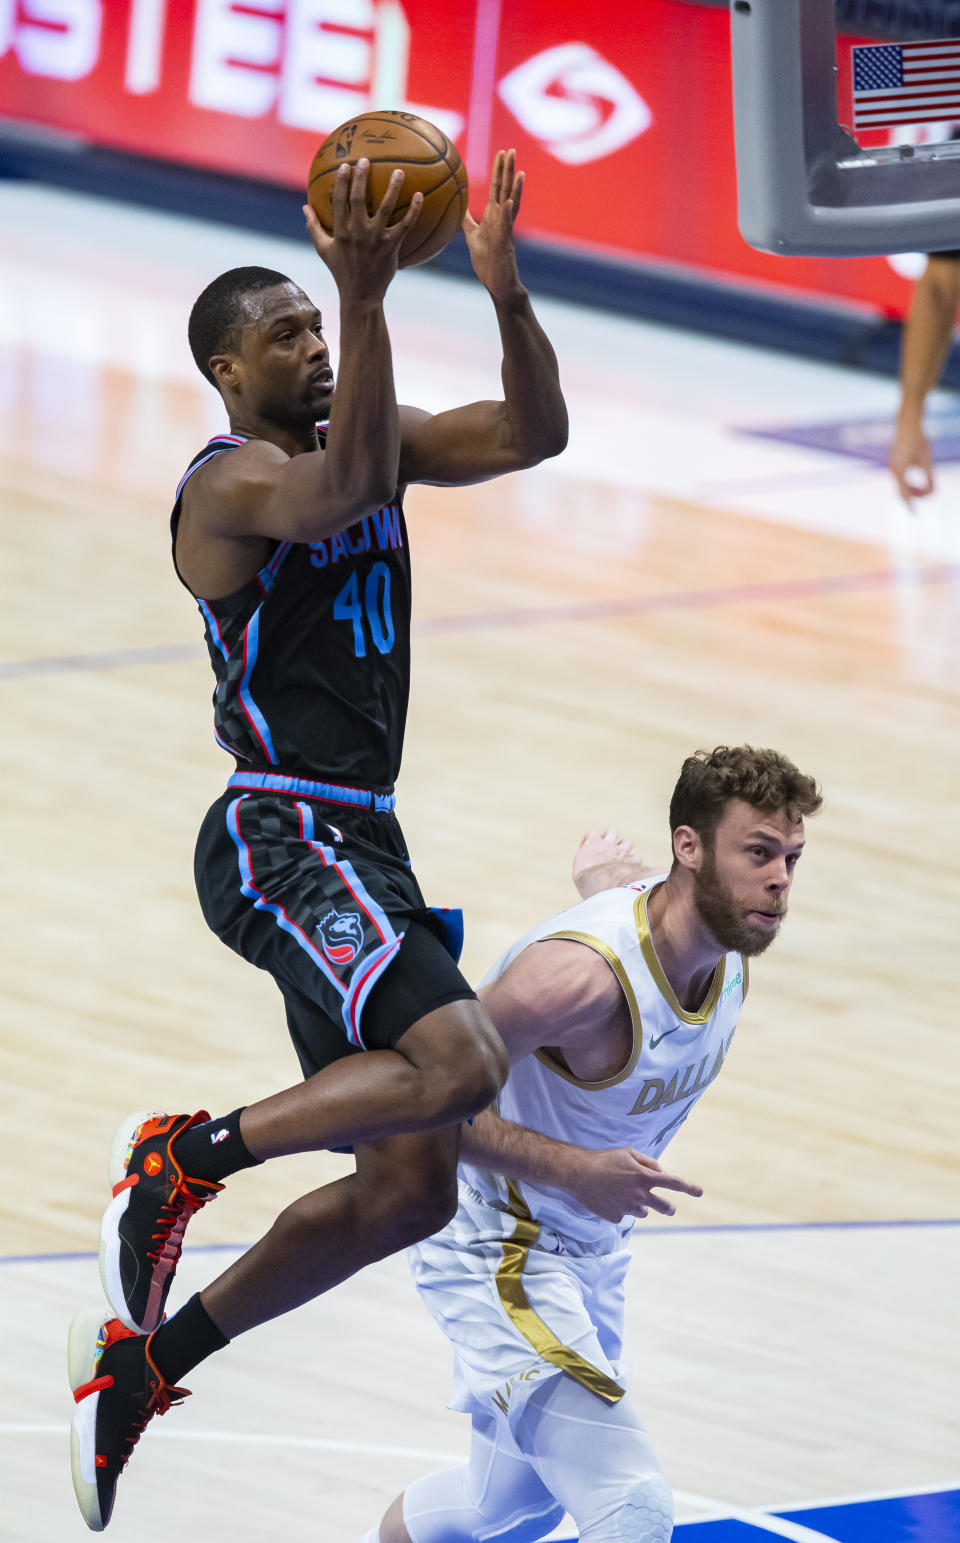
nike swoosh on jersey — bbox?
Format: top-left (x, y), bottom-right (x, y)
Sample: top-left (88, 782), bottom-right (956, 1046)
top-left (648, 1026), bottom-right (683, 1049)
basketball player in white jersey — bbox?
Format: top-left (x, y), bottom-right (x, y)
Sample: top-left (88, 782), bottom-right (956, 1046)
top-left (360, 745), bottom-right (822, 1543)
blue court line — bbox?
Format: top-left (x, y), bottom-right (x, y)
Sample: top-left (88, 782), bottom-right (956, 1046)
top-left (3, 562), bottom-right (959, 681)
top-left (552, 1487), bottom-right (960, 1540)
top-left (3, 1217), bottom-right (957, 1267)
top-left (671, 1488), bottom-right (960, 1541)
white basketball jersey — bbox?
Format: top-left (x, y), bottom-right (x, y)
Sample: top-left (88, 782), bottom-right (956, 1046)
top-left (461, 876), bottom-right (747, 1252)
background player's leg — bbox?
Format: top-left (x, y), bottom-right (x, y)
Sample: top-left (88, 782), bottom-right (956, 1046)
top-left (169, 1126), bottom-right (461, 1347)
top-left (375, 1410), bottom-right (564, 1543)
top-left (517, 1377), bottom-right (674, 1543)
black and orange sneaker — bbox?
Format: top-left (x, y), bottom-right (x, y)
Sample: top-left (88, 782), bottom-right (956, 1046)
top-left (99, 1110), bottom-right (222, 1334)
top-left (69, 1307), bottom-right (190, 1531)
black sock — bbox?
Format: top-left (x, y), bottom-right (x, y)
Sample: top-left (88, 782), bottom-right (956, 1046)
top-left (149, 1293), bottom-right (229, 1385)
top-left (173, 1107), bottom-right (261, 1184)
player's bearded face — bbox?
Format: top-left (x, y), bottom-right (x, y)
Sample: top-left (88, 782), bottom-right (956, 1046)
top-left (693, 841), bottom-right (785, 957)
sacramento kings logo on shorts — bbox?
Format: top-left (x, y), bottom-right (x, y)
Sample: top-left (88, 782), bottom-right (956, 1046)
top-left (316, 908), bottom-right (365, 966)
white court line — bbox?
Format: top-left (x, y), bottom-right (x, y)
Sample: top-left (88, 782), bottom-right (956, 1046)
top-left (0, 1422), bottom-right (462, 1464)
top-left (696, 1511), bottom-right (837, 1541)
top-left (7, 1422), bottom-right (952, 1536)
top-left (0, 1424), bottom-right (725, 1522)
top-left (668, 1490), bottom-right (841, 1540)
top-left (0, 1425), bottom-right (733, 1522)
top-left (694, 467), bottom-right (880, 498)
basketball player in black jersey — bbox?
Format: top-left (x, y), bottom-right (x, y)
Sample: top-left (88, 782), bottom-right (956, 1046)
top-left (68, 150), bottom-right (568, 1530)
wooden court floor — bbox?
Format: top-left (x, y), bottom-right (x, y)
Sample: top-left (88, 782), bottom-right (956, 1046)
top-left (0, 186), bottom-right (958, 1541)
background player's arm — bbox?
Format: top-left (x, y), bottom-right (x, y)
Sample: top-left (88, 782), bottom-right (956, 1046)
top-left (464, 940), bottom-right (702, 1223)
top-left (397, 151), bottom-right (568, 487)
top-left (461, 1110), bottom-right (700, 1222)
top-left (190, 165), bottom-right (421, 546)
top-left (889, 253), bottom-right (960, 503)
top-left (572, 829), bottom-right (666, 900)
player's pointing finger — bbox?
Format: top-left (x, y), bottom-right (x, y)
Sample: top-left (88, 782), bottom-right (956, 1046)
top-left (649, 1169), bottom-right (703, 1197)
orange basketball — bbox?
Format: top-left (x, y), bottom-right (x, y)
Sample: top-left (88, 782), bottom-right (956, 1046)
top-left (308, 111), bottom-right (468, 269)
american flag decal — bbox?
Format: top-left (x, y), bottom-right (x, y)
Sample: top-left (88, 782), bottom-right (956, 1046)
top-left (852, 40), bottom-right (960, 129)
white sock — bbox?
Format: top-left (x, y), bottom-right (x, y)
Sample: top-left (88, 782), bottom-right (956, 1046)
top-left (357, 1529), bottom-right (381, 1543)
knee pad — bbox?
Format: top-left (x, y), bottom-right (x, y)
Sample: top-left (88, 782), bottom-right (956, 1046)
top-left (515, 1377), bottom-right (674, 1543)
top-left (402, 1464), bottom-right (563, 1543)
top-left (578, 1475), bottom-right (674, 1543)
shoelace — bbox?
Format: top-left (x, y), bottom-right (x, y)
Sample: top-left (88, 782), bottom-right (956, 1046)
top-left (147, 1177), bottom-right (221, 1264)
top-left (74, 1363), bottom-right (192, 1468)
top-left (120, 1376), bottom-right (191, 1468)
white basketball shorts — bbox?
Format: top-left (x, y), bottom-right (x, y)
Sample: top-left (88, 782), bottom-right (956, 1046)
top-left (407, 1181), bottom-right (632, 1440)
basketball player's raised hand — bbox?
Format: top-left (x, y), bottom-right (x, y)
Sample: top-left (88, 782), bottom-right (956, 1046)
top-left (463, 148), bottom-right (525, 301)
top-left (573, 830), bottom-right (663, 900)
top-left (570, 1147), bottom-right (703, 1225)
top-left (302, 159), bottom-right (423, 303)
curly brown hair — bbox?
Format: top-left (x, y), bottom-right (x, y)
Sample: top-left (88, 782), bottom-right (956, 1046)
top-left (669, 745), bottom-right (822, 844)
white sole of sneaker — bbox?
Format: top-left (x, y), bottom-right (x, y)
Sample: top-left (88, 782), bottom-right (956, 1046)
top-left (68, 1306), bottom-right (111, 1532)
top-left (107, 1107), bottom-right (164, 1191)
top-left (99, 1109), bottom-right (164, 1335)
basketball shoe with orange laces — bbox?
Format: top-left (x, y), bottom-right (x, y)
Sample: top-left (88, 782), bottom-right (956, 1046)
top-left (69, 1308), bottom-right (190, 1531)
top-left (99, 1110), bottom-right (222, 1334)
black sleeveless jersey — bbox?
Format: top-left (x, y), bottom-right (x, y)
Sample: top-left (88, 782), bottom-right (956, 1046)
top-left (171, 430), bottom-right (411, 790)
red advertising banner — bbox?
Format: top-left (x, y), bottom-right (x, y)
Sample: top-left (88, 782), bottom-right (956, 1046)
top-left (0, 0), bottom-right (935, 317)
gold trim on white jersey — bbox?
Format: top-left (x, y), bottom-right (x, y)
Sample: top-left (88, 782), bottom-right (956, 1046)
top-left (495, 1182), bottom-right (625, 1405)
top-left (470, 880), bottom-right (745, 1254)
top-left (531, 929), bottom-right (643, 1092)
top-left (634, 886), bottom-right (724, 1024)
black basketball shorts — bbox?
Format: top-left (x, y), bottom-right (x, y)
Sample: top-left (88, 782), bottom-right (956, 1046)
top-left (194, 772), bottom-right (476, 1077)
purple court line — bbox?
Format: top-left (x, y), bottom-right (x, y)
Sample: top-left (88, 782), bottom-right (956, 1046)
top-left (3, 562), bottom-right (959, 682)
top-left (0, 1242), bottom-right (249, 1267)
top-left (637, 1216), bottom-right (960, 1237)
top-left (3, 1217), bottom-right (957, 1266)
top-left (412, 561), bottom-right (960, 636)
top-left (0, 642), bottom-right (202, 681)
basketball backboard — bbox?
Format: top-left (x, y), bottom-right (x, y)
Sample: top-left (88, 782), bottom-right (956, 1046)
top-left (730, 0), bottom-right (960, 254)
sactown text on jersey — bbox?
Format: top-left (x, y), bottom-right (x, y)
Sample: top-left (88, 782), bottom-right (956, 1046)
top-left (309, 506), bottom-right (403, 568)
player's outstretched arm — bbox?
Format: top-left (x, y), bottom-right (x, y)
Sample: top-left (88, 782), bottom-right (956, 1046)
top-left (890, 253), bottom-right (960, 505)
top-left (461, 1111), bottom-right (702, 1223)
top-left (397, 150), bottom-right (568, 487)
top-left (572, 829), bottom-right (665, 899)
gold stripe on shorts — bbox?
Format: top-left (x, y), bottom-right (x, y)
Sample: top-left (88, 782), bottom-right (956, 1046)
top-left (495, 1182), bottom-right (625, 1405)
